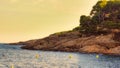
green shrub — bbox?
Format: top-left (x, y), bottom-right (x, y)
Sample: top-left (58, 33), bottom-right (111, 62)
top-left (102, 21), bottom-right (120, 29)
top-left (73, 26), bottom-right (80, 31)
top-left (54, 30), bottom-right (72, 35)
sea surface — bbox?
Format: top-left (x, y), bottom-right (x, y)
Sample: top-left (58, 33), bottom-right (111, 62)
top-left (0, 44), bottom-right (120, 68)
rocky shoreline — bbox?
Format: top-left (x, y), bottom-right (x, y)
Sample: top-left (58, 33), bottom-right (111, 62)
top-left (9, 30), bottom-right (120, 56)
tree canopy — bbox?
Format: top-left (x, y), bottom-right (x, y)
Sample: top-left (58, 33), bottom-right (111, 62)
top-left (78, 0), bottom-right (120, 35)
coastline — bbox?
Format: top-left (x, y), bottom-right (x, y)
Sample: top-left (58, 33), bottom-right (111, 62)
top-left (9, 31), bottom-right (120, 56)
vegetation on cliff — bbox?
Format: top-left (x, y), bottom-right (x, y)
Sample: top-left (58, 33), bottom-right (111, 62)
top-left (76, 0), bottom-right (120, 36)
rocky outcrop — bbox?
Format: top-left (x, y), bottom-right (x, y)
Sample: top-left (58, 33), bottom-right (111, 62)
top-left (9, 30), bottom-right (120, 56)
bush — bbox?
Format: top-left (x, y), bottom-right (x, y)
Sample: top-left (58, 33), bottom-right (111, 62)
top-left (80, 15), bottom-right (91, 27)
top-left (54, 31), bottom-right (72, 36)
top-left (73, 26), bottom-right (80, 31)
top-left (79, 15), bottom-right (97, 34)
top-left (102, 21), bottom-right (120, 29)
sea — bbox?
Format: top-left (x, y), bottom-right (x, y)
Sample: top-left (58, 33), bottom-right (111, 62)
top-left (0, 44), bottom-right (120, 68)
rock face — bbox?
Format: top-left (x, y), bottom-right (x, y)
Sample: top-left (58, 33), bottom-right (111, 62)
top-left (10, 31), bottom-right (120, 55)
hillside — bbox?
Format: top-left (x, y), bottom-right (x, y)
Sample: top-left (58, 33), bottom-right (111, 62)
top-left (10, 0), bottom-right (120, 55)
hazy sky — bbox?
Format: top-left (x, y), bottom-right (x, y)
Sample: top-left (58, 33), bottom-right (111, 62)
top-left (0, 0), bottom-right (98, 43)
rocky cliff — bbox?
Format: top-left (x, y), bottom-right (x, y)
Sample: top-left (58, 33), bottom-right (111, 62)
top-left (9, 30), bottom-right (120, 55)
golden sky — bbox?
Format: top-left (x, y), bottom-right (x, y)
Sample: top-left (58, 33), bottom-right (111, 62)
top-left (0, 0), bottom-right (98, 43)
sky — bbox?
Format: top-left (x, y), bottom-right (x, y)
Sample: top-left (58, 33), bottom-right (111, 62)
top-left (0, 0), bottom-right (98, 43)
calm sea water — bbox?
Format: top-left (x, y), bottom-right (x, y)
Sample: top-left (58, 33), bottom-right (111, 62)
top-left (0, 44), bottom-right (120, 68)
